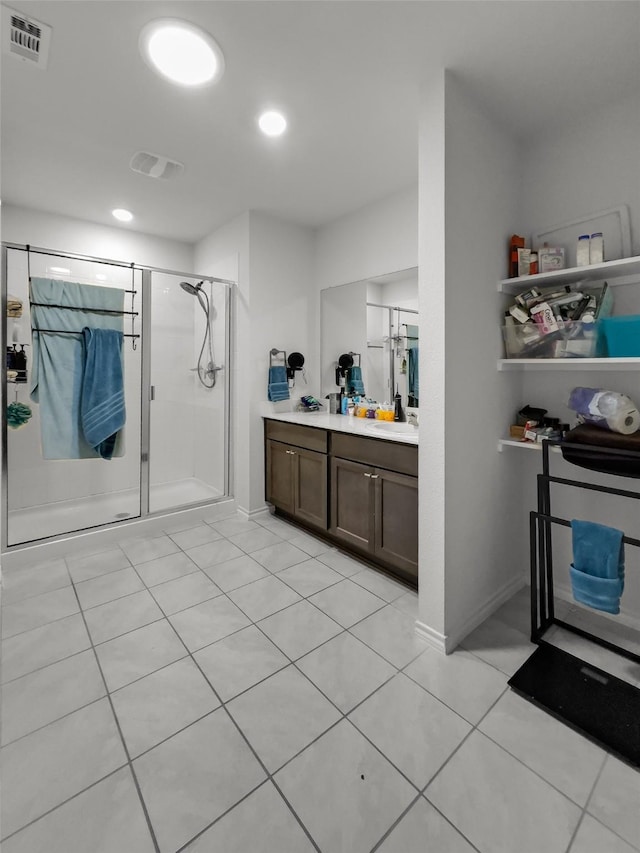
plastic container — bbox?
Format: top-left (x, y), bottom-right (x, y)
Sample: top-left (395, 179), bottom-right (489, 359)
top-left (502, 320), bottom-right (603, 359)
top-left (599, 315), bottom-right (640, 357)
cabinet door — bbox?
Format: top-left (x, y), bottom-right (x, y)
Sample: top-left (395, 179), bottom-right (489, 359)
top-left (292, 447), bottom-right (328, 529)
top-left (373, 469), bottom-right (418, 581)
top-left (266, 440), bottom-right (294, 514)
top-left (330, 457), bottom-right (374, 551)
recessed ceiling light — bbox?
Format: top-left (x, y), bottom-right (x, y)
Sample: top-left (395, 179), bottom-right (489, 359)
top-left (258, 111), bottom-right (287, 137)
top-left (139, 18), bottom-right (224, 87)
top-left (112, 208), bottom-right (133, 222)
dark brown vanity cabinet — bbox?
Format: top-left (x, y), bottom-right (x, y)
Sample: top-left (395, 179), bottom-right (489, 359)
top-left (265, 421), bottom-right (328, 530)
top-left (330, 434), bottom-right (418, 585)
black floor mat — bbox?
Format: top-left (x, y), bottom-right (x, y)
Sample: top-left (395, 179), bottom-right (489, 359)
top-left (508, 643), bottom-right (640, 768)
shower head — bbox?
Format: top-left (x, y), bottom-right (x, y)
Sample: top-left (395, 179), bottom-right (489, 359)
top-left (179, 281), bottom-right (203, 296)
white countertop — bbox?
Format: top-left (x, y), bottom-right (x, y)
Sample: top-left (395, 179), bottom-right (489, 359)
top-left (263, 410), bottom-right (419, 445)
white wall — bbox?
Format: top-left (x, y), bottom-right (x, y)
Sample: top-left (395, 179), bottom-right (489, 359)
top-left (418, 72), bottom-right (524, 650)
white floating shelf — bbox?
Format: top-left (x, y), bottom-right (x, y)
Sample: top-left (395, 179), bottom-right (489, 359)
top-left (498, 256), bottom-right (640, 294)
top-left (498, 357), bottom-right (640, 371)
top-left (498, 438), bottom-right (562, 452)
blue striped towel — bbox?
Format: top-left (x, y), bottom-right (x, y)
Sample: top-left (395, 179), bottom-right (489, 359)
top-left (570, 519), bottom-right (625, 614)
top-left (81, 328), bottom-right (126, 460)
top-left (346, 366), bottom-right (365, 396)
top-left (268, 366), bottom-right (290, 402)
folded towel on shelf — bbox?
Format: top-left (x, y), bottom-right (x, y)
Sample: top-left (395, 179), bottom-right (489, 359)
top-left (268, 365), bottom-right (290, 402)
top-left (346, 365), bottom-right (365, 396)
top-left (30, 277), bottom-right (125, 459)
top-left (570, 519), bottom-right (625, 614)
top-left (81, 328), bottom-right (125, 460)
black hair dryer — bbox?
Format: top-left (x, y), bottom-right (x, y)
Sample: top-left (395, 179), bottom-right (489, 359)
top-left (335, 353), bottom-right (353, 388)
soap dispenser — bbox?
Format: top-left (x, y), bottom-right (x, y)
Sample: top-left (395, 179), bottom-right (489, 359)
top-left (394, 388), bottom-right (406, 422)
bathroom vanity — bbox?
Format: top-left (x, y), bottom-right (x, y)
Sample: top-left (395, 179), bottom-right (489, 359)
top-left (264, 413), bottom-right (418, 587)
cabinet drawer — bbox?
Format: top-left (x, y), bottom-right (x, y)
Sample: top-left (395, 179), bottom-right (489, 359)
top-left (331, 433), bottom-right (417, 477)
top-left (265, 420), bottom-right (328, 453)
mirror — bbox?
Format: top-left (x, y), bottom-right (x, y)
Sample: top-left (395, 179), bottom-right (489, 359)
top-left (320, 267), bottom-right (418, 411)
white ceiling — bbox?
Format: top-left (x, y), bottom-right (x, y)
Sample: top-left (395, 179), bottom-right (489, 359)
top-left (2, 1), bottom-right (639, 244)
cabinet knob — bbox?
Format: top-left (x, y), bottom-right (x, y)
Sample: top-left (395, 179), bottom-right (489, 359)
top-left (370, 474), bottom-right (379, 479)
top-left (363, 472), bottom-right (371, 478)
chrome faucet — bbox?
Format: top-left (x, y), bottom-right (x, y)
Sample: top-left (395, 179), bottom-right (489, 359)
top-left (407, 412), bottom-right (419, 427)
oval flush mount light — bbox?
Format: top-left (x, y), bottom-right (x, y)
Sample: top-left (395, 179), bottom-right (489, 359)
top-left (139, 18), bottom-right (224, 87)
top-left (112, 208), bottom-right (133, 223)
top-left (258, 110), bottom-right (287, 137)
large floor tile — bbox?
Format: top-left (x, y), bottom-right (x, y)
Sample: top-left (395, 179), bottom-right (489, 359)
top-left (66, 547), bottom-right (130, 583)
top-left (1, 613), bottom-right (90, 683)
top-left (309, 578), bottom-right (386, 628)
top-left (316, 549), bottom-right (366, 577)
top-left (134, 709), bottom-right (265, 853)
top-left (194, 625), bottom-right (289, 702)
top-left (351, 605), bottom-right (427, 668)
top-left (1, 649), bottom-right (105, 745)
top-left (297, 632), bottom-right (395, 713)
top-left (286, 531), bottom-right (334, 557)
top-left (351, 567), bottom-right (407, 602)
top-left (255, 515), bottom-right (301, 540)
top-left (227, 665), bottom-right (341, 772)
top-left (1, 698), bottom-right (126, 839)
top-left (75, 566), bottom-right (145, 610)
top-left (258, 599), bottom-right (343, 660)
top-left (404, 646), bottom-right (507, 725)
top-left (392, 590), bottom-right (419, 620)
top-left (202, 553), bottom-right (271, 592)
top-left (376, 796), bottom-right (477, 853)
top-left (169, 596), bottom-right (250, 652)
top-left (570, 814), bottom-right (639, 853)
top-left (134, 551), bottom-right (199, 587)
top-left (95, 619), bottom-right (187, 692)
top-left (479, 689), bottom-right (606, 805)
top-left (112, 657), bottom-right (219, 757)
top-left (426, 731), bottom-right (581, 853)
top-left (250, 541), bottom-right (310, 573)
top-left (185, 539), bottom-right (245, 569)
top-left (1, 767), bottom-right (155, 853)
top-left (459, 616), bottom-right (535, 676)
top-left (277, 559), bottom-right (343, 596)
top-left (587, 755), bottom-right (640, 849)
top-left (84, 589), bottom-right (164, 645)
top-left (184, 780), bottom-right (315, 852)
top-left (350, 673), bottom-right (471, 787)
top-left (120, 534), bottom-right (179, 565)
top-left (150, 571), bottom-right (221, 615)
top-left (228, 526), bottom-right (284, 553)
top-left (275, 719), bottom-right (416, 853)
top-left (168, 524), bottom-right (223, 551)
top-left (210, 517), bottom-right (263, 538)
top-left (228, 575), bottom-right (301, 621)
top-left (1, 559), bottom-right (70, 605)
top-left (2, 585), bottom-right (79, 639)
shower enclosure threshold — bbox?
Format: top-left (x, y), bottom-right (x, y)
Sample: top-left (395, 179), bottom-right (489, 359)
top-left (7, 478), bottom-right (222, 545)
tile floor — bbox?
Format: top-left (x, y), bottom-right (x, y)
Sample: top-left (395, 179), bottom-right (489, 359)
top-left (1, 511), bottom-right (639, 853)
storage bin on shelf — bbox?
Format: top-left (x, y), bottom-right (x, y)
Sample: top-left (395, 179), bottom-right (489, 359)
top-left (502, 319), bottom-right (604, 359)
top-left (599, 315), bottom-right (640, 357)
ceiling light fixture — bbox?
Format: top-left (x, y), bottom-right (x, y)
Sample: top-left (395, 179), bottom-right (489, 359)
top-left (112, 208), bottom-right (133, 223)
top-left (139, 18), bottom-right (224, 87)
top-left (258, 110), bottom-right (287, 137)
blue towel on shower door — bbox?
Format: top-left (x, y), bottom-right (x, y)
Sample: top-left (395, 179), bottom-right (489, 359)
top-left (569, 519), bottom-right (625, 614)
top-left (81, 328), bottom-right (125, 460)
top-left (29, 278), bottom-right (125, 459)
top-left (268, 366), bottom-right (290, 402)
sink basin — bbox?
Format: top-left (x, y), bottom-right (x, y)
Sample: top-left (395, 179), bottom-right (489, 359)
top-left (368, 421), bottom-right (418, 435)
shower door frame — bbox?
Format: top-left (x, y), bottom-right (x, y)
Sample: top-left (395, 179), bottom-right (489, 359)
top-left (1, 242), bottom-right (234, 553)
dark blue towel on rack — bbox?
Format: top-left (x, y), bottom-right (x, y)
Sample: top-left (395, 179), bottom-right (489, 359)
top-left (346, 365), bottom-right (365, 396)
top-left (569, 519), bottom-right (625, 614)
top-left (81, 328), bottom-right (126, 460)
top-left (268, 366), bottom-right (290, 402)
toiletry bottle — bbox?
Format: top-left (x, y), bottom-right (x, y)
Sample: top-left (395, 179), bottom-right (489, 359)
top-left (393, 388), bottom-right (406, 423)
top-left (576, 235), bottom-right (590, 267)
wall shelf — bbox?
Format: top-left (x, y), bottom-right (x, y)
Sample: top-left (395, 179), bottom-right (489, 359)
top-left (498, 438), bottom-right (562, 453)
top-left (498, 357), bottom-right (640, 371)
top-left (498, 255), bottom-right (640, 295)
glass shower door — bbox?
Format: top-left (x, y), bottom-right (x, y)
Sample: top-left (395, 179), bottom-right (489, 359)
top-left (147, 271), bottom-right (229, 514)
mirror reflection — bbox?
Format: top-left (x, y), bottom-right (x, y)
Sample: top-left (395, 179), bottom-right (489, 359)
top-left (320, 268), bottom-right (418, 412)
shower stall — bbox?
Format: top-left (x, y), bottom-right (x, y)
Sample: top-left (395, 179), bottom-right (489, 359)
top-left (1, 243), bottom-right (233, 549)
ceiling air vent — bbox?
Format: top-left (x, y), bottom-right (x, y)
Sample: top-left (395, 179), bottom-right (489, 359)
top-left (130, 151), bottom-right (185, 180)
top-left (2, 6), bottom-right (52, 69)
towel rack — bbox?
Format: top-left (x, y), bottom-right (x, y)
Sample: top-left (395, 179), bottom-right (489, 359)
top-left (269, 348), bottom-right (287, 368)
top-left (31, 327), bottom-right (140, 340)
top-left (29, 302), bottom-right (138, 316)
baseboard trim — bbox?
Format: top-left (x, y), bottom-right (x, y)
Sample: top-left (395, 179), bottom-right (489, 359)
top-left (238, 505), bottom-right (271, 521)
top-left (446, 572), bottom-right (528, 652)
top-left (414, 619), bottom-right (448, 655)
